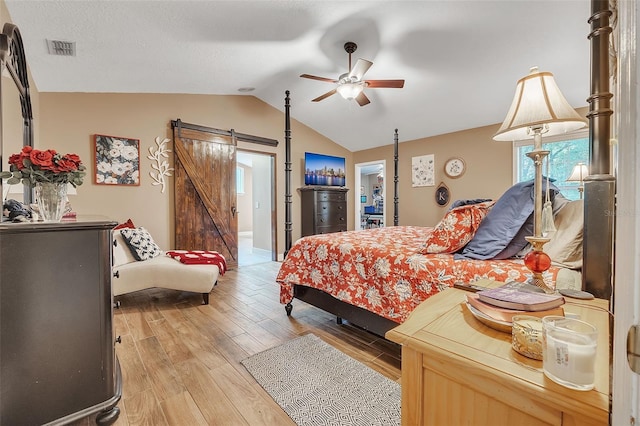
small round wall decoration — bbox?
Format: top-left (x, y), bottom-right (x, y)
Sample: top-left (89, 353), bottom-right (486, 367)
top-left (435, 182), bottom-right (450, 206)
top-left (444, 157), bottom-right (466, 178)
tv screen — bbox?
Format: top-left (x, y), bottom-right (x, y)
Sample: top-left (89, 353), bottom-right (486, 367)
top-left (304, 152), bottom-right (346, 187)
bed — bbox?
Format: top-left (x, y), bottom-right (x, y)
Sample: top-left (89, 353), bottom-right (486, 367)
top-left (278, 224), bottom-right (579, 334)
top-left (277, 177), bottom-right (584, 336)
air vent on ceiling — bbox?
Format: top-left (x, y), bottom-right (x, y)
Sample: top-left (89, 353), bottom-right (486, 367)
top-left (46, 39), bottom-right (76, 56)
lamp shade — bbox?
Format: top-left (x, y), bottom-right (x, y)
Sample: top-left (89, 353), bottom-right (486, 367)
top-left (493, 67), bottom-right (587, 141)
top-left (336, 82), bottom-right (364, 100)
top-left (567, 163), bottom-right (589, 182)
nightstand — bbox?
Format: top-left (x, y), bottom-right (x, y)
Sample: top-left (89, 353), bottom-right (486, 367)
top-left (386, 288), bottom-right (609, 425)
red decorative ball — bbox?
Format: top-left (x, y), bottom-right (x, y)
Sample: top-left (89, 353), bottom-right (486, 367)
top-left (524, 250), bottom-right (552, 273)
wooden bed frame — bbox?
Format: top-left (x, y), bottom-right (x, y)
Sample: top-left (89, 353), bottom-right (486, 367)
top-left (281, 3), bottom-right (614, 334)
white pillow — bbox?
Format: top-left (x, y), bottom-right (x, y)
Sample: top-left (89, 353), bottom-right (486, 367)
top-left (544, 200), bottom-right (584, 269)
top-left (113, 230), bottom-right (138, 266)
top-left (120, 227), bottom-right (163, 261)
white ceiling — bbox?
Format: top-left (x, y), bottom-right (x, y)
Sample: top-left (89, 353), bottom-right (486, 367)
top-left (5, 0), bottom-right (591, 152)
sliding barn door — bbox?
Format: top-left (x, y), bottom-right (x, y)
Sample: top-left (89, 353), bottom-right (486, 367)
top-left (172, 120), bottom-right (238, 268)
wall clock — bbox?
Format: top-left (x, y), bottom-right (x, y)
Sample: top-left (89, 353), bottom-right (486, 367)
top-left (435, 182), bottom-right (450, 206)
top-left (444, 157), bottom-right (466, 178)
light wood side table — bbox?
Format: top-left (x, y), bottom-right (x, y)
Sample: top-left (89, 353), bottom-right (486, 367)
top-left (386, 288), bottom-right (610, 426)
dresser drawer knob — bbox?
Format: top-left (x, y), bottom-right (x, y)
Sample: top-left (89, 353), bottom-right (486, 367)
top-left (113, 270), bottom-right (120, 279)
top-left (115, 336), bottom-right (122, 344)
top-left (113, 301), bottom-right (121, 309)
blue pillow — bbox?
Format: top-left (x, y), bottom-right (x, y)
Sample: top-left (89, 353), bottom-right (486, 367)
top-left (493, 216), bottom-right (533, 259)
top-left (449, 198), bottom-right (492, 210)
top-left (456, 179), bottom-right (558, 260)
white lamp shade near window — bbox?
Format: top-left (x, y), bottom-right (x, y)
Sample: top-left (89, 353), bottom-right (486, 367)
top-left (567, 163), bottom-right (589, 182)
top-left (493, 67), bottom-right (587, 142)
top-left (336, 82), bottom-right (364, 100)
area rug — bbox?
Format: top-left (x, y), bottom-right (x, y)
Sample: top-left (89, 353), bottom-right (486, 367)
top-left (240, 333), bottom-right (400, 426)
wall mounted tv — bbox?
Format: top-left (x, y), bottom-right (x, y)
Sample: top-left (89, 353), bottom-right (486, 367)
top-left (304, 152), bottom-right (346, 187)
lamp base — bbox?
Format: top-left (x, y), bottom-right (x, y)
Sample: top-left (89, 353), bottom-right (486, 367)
top-left (524, 236), bottom-right (553, 293)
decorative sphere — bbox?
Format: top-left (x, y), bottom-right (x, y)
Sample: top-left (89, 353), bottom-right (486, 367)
top-left (524, 250), bottom-right (552, 273)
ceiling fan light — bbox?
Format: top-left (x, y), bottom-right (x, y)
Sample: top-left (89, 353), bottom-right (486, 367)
top-left (337, 82), bottom-right (364, 100)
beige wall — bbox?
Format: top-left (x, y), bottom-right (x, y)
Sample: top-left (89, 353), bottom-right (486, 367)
top-left (8, 85), bottom-right (589, 258)
top-left (37, 92), bottom-right (351, 254)
top-left (354, 124), bottom-right (512, 227)
top-left (251, 154), bottom-right (273, 251)
top-left (353, 106), bottom-right (589, 228)
top-left (237, 163), bottom-right (253, 233)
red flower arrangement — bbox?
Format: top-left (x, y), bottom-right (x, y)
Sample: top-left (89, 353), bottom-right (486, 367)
top-left (0, 146), bottom-right (86, 187)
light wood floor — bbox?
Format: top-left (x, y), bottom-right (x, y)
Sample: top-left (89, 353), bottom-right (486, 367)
top-left (75, 261), bottom-right (401, 425)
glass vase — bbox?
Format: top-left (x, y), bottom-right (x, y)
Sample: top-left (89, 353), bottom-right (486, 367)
top-left (35, 182), bottom-right (67, 222)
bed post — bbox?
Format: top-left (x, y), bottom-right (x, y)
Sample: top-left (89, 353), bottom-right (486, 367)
top-left (393, 128), bottom-right (399, 226)
top-left (583, 0), bottom-right (615, 300)
top-left (284, 90), bottom-right (293, 257)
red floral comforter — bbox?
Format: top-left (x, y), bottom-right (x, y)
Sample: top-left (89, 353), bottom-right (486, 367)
top-left (277, 226), bottom-right (560, 324)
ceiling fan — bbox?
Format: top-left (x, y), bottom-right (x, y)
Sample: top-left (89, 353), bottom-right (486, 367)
top-left (300, 41), bottom-right (405, 107)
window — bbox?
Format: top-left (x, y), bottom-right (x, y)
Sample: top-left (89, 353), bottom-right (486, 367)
top-left (514, 130), bottom-right (588, 201)
top-left (236, 166), bottom-right (245, 194)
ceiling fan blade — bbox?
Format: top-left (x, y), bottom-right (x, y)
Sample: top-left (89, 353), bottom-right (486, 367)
top-left (355, 92), bottom-right (370, 107)
top-left (365, 79), bottom-right (405, 88)
top-left (311, 89), bottom-right (337, 102)
top-left (348, 58), bottom-right (373, 81)
top-left (300, 74), bottom-right (338, 83)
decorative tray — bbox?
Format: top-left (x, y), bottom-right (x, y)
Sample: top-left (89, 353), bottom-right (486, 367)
top-left (465, 302), bottom-right (512, 333)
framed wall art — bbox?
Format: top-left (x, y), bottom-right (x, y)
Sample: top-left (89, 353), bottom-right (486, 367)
top-left (444, 157), bottom-right (466, 178)
top-left (94, 134), bottom-right (141, 185)
top-left (412, 154), bottom-right (435, 187)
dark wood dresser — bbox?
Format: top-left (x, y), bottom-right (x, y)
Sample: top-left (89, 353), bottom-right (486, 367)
top-left (300, 186), bottom-right (349, 236)
top-left (0, 218), bottom-right (122, 425)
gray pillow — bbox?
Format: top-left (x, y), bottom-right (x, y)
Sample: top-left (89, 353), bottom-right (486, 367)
top-left (457, 179), bottom-right (559, 260)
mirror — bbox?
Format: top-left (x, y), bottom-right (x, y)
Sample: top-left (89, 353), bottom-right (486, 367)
top-left (0, 23), bottom-right (33, 204)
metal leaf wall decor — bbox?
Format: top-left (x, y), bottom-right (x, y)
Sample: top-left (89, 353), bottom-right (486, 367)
top-left (147, 137), bottom-right (174, 193)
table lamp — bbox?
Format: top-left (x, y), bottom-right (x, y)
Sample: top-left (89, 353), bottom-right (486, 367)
top-left (566, 162), bottom-right (588, 199)
top-left (493, 67), bottom-right (587, 292)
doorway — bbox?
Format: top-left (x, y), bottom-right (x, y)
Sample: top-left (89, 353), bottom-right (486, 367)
top-left (354, 160), bottom-right (386, 230)
top-left (236, 150), bottom-right (276, 266)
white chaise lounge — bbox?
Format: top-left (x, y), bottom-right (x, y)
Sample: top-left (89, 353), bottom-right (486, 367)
top-left (112, 228), bottom-right (220, 304)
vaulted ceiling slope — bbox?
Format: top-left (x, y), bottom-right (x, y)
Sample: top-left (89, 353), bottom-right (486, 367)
top-left (5, 0), bottom-right (591, 152)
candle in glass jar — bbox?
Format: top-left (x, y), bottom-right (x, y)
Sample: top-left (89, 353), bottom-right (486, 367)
top-left (542, 316), bottom-right (598, 391)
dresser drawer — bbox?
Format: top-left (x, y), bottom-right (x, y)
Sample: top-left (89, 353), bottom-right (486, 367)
top-left (317, 202), bottom-right (346, 224)
top-left (316, 191), bottom-right (347, 202)
top-left (316, 225), bottom-right (347, 234)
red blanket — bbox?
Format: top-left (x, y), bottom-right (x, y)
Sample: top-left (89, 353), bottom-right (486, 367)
top-left (166, 250), bottom-right (227, 275)
top-left (277, 226), bottom-right (562, 324)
